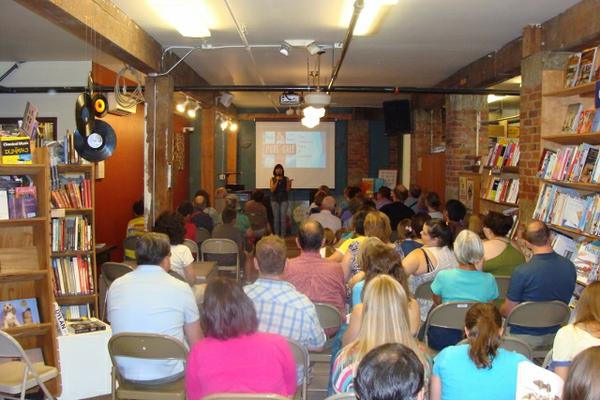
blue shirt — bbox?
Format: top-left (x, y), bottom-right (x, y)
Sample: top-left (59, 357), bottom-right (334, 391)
top-left (107, 265), bottom-right (199, 381)
top-left (431, 269), bottom-right (498, 303)
top-left (506, 252), bottom-right (576, 335)
top-left (351, 280), bottom-right (365, 307)
top-left (433, 344), bottom-right (527, 400)
top-left (244, 278), bottom-right (326, 350)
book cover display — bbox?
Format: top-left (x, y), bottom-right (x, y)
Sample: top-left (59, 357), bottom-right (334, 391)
top-left (0, 298), bottom-right (41, 329)
top-left (0, 136), bottom-right (32, 165)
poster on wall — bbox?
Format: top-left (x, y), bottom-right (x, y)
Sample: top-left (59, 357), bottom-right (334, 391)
top-left (378, 169), bottom-right (398, 189)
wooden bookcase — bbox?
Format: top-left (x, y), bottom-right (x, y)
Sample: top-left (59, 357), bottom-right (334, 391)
top-left (539, 67), bottom-right (599, 290)
top-left (0, 149), bottom-right (60, 395)
top-left (50, 163), bottom-right (98, 319)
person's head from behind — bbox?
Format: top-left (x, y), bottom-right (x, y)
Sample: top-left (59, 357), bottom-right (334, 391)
top-left (377, 186), bottom-right (392, 201)
top-left (136, 232), bottom-right (171, 268)
top-left (453, 230), bottom-right (484, 268)
top-left (360, 241), bottom-right (409, 297)
top-left (254, 235), bottom-right (287, 276)
top-left (177, 201), bottom-right (194, 217)
top-left (221, 207), bottom-right (237, 225)
top-left (193, 194), bottom-right (206, 210)
top-left (251, 189), bottom-right (264, 203)
top-left (422, 219), bottom-right (453, 248)
top-left (153, 211), bottom-right (185, 245)
top-left (396, 218), bottom-right (413, 240)
top-left (355, 343), bottom-right (425, 400)
top-left (575, 281), bottom-right (600, 326)
top-left (393, 184), bottom-right (409, 202)
top-left (411, 213), bottom-right (431, 240)
top-left (297, 220), bottom-right (324, 252)
top-left (201, 277), bottom-right (258, 340)
top-left (351, 208), bottom-right (370, 236)
top-left (273, 163), bottom-right (284, 177)
top-left (313, 190), bottom-right (327, 208)
top-left (482, 211), bottom-right (514, 239)
top-left (132, 199), bottom-right (144, 216)
top-left (345, 185), bottom-right (362, 200)
top-left (321, 196), bottom-right (336, 212)
top-left (524, 220), bottom-right (551, 249)
top-left (425, 192), bottom-right (441, 211)
top-left (364, 211), bottom-right (392, 243)
top-left (562, 346), bottom-right (600, 400)
top-left (194, 189), bottom-right (211, 207)
top-left (445, 199), bottom-right (466, 223)
top-left (323, 228), bottom-right (335, 247)
top-left (409, 184), bottom-right (421, 199)
top-left (225, 194), bottom-right (240, 211)
top-left (464, 303), bottom-right (502, 369)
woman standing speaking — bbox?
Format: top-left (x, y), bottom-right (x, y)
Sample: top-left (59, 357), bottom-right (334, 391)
top-left (270, 164), bottom-right (292, 237)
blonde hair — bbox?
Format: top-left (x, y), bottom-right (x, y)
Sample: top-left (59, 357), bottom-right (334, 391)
top-left (575, 281), bottom-right (600, 327)
top-left (341, 275), bottom-right (426, 367)
top-left (364, 211), bottom-right (392, 243)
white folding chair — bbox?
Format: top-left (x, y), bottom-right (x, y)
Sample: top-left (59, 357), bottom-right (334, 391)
top-left (0, 331), bottom-right (58, 400)
top-left (201, 238), bottom-right (240, 281)
top-left (183, 238), bottom-right (199, 261)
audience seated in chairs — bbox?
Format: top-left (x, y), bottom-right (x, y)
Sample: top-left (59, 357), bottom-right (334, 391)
top-left (500, 221), bottom-right (576, 350)
top-left (344, 240), bottom-right (420, 344)
top-left (355, 343), bottom-right (425, 400)
top-left (444, 199), bottom-right (466, 241)
top-left (107, 232), bottom-right (201, 384)
top-left (331, 275), bottom-right (429, 395)
top-left (244, 235), bottom-right (326, 352)
top-left (562, 346), bottom-right (600, 400)
top-left (429, 229), bottom-right (499, 351)
top-left (309, 195), bottom-right (342, 233)
top-left (551, 281), bottom-right (600, 380)
top-left (185, 277), bottom-right (296, 400)
top-left (430, 303), bottom-right (528, 400)
top-left (153, 211), bottom-right (195, 285)
top-left (177, 201), bottom-right (198, 242)
top-left (395, 213), bottom-right (430, 258)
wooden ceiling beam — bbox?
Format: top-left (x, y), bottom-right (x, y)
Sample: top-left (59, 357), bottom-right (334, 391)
top-left (14, 0), bottom-right (213, 103)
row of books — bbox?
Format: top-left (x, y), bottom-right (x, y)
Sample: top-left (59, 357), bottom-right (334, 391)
top-left (561, 103), bottom-right (600, 134)
top-left (564, 46), bottom-right (600, 88)
top-left (51, 255), bottom-right (95, 296)
top-left (50, 174), bottom-right (92, 209)
top-left (0, 185), bottom-right (37, 220)
top-left (484, 138), bottom-right (520, 168)
top-left (533, 183), bottom-right (600, 235)
top-left (482, 177), bottom-right (519, 204)
top-left (59, 304), bottom-right (92, 321)
top-left (51, 215), bottom-right (92, 252)
top-left (538, 144), bottom-right (600, 183)
top-left (551, 234), bottom-right (600, 286)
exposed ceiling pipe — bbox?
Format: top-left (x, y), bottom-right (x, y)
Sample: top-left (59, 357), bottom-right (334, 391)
top-left (327, 0), bottom-right (363, 91)
top-left (0, 84), bottom-right (520, 96)
top-left (0, 62), bottom-right (22, 84)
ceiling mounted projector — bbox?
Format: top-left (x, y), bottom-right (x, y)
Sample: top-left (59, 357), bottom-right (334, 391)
top-left (304, 92), bottom-right (331, 107)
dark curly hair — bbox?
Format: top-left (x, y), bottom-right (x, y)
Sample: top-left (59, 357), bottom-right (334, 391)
top-left (153, 211), bottom-right (185, 245)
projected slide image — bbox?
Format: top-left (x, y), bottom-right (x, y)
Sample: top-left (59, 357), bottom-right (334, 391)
top-left (263, 130), bottom-right (326, 168)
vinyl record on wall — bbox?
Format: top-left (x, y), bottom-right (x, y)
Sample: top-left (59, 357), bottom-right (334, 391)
top-left (73, 119), bottom-right (117, 162)
top-left (75, 93), bottom-right (94, 136)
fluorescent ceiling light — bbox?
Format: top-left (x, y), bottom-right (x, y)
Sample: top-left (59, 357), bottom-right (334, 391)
top-left (340, 0), bottom-right (399, 36)
top-left (148, 0), bottom-right (212, 38)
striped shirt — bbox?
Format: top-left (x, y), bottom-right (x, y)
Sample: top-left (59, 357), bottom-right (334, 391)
top-left (244, 278), bottom-right (326, 350)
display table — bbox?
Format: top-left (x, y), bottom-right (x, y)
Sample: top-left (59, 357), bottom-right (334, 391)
top-left (57, 326), bottom-right (112, 400)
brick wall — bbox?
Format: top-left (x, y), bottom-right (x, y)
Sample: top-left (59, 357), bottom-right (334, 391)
top-left (347, 120), bottom-right (370, 185)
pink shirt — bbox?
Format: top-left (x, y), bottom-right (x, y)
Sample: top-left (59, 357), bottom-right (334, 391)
top-left (284, 252), bottom-right (346, 316)
top-left (185, 332), bottom-right (296, 400)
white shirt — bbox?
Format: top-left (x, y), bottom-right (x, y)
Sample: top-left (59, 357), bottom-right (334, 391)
top-left (170, 244), bottom-right (194, 280)
top-left (552, 324), bottom-right (600, 367)
top-left (309, 209), bottom-right (342, 233)
top-left (107, 265), bottom-right (199, 381)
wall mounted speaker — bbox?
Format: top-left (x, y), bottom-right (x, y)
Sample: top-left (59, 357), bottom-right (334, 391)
top-left (382, 100), bottom-right (412, 135)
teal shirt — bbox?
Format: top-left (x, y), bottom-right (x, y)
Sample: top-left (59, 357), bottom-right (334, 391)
top-left (433, 344), bottom-right (527, 400)
top-left (431, 269), bottom-right (498, 303)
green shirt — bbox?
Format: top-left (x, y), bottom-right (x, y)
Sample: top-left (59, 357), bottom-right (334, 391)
top-left (482, 243), bottom-right (525, 276)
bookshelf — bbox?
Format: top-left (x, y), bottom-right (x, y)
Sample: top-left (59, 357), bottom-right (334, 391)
top-left (538, 56), bottom-right (600, 292)
top-left (50, 163), bottom-right (98, 320)
top-left (0, 149), bottom-right (60, 395)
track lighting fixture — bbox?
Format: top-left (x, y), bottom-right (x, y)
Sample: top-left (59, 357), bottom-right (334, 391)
top-left (187, 102), bottom-right (201, 118)
top-left (306, 42), bottom-right (322, 56)
top-left (176, 96), bottom-right (190, 113)
top-left (220, 120), bottom-right (230, 131)
top-left (229, 122), bottom-right (239, 132)
top-left (279, 43), bottom-right (291, 56)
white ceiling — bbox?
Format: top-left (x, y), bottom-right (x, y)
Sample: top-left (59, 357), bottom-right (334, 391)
top-left (0, 0), bottom-right (582, 108)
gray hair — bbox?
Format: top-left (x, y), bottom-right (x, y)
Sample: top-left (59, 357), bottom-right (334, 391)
top-left (453, 229), bottom-right (484, 265)
top-left (136, 232), bottom-right (171, 266)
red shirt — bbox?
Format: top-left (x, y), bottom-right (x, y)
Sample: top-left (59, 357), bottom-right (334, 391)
top-left (283, 252), bottom-right (346, 316)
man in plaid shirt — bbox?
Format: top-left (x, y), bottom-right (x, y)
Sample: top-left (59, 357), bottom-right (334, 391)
top-left (245, 235), bottom-right (326, 351)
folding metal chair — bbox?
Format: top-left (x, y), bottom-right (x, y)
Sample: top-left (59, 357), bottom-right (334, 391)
top-left (108, 333), bottom-right (188, 400)
top-left (458, 336), bottom-right (533, 360)
top-left (286, 339), bottom-right (309, 400)
top-left (424, 301), bottom-right (477, 348)
top-left (310, 303), bottom-right (343, 363)
top-left (201, 238), bottom-right (240, 281)
top-left (0, 330), bottom-right (58, 400)
top-left (183, 238), bottom-right (199, 261)
top-left (101, 262), bottom-right (134, 321)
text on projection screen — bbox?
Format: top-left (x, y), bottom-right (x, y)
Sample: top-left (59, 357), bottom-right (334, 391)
top-left (255, 121), bottom-right (335, 189)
